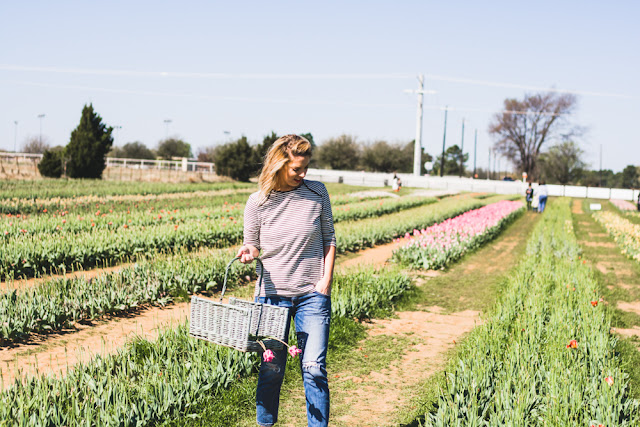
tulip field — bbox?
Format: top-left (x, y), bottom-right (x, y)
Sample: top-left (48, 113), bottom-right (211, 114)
top-left (426, 199), bottom-right (640, 425)
top-left (593, 211), bottom-right (640, 263)
top-left (1, 179), bottom-right (640, 426)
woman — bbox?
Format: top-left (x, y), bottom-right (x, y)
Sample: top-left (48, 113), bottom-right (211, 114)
top-left (237, 134), bottom-right (336, 427)
top-left (525, 183), bottom-right (534, 211)
top-left (392, 173), bottom-right (400, 192)
top-left (537, 181), bottom-right (548, 213)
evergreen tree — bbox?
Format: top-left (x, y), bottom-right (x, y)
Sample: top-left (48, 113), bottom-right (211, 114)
top-left (66, 104), bottom-right (113, 179)
top-left (213, 136), bottom-right (254, 182)
top-left (433, 145), bottom-right (468, 176)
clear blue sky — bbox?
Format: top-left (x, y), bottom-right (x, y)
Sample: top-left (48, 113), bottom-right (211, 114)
top-left (1, 0), bottom-right (638, 172)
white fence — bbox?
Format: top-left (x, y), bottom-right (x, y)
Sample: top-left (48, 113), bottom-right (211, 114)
top-left (305, 168), bottom-right (640, 202)
top-left (0, 152), bottom-right (44, 162)
top-left (106, 157), bottom-right (214, 173)
top-left (0, 153), bottom-right (216, 173)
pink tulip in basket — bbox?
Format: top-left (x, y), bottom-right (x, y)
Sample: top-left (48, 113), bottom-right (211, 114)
top-left (189, 257), bottom-right (289, 352)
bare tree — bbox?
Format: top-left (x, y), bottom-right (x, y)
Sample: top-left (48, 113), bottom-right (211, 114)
top-left (488, 92), bottom-right (581, 180)
top-left (22, 136), bottom-right (51, 154)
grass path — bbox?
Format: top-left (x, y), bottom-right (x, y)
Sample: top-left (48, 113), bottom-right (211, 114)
top-left (571, 198), bottom-right (640, 399)
top-left (226, 210), bottom-right (541, 426)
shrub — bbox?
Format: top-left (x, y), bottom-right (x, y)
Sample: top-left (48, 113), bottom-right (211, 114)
top-left (37, 147), bottom-right (64, 178)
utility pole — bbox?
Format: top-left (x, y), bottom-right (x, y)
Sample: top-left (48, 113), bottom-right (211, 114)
top-left (164, 119), bottom-right (172, 139)
top-left (493, 150), bottom-right (497, 180)
top-left (459, 118), bottom-right (465, 178)
top-left (404, 75), bottom-right (436, 176)
top-left (114, 126), bottom-right (122, 146)
top-left (473, 129), bottom-right (477, 178)
top-left (440, 107), bottom-right (448, 177)
top-left (487, 148), bottom-right (491, 180)
top-left (13, 121), bottom-right (18, 153)
top-left (38, 114), bottom-right (45, 145)
top-left (599, 144), bottom-right (603, 187)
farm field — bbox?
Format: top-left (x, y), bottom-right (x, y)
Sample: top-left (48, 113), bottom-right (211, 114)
top-left (2, 179), bottom-right (640, 426)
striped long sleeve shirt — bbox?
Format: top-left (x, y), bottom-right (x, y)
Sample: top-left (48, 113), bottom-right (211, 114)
top-left (243, 180), bottom-right (336, 297)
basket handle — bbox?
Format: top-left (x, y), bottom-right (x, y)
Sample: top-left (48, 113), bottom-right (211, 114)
top-left (220, 256), bottom-right (264, 302)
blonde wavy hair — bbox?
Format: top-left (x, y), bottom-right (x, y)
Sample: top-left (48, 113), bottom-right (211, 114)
top-left (258, 134), bottom-right (313, 202)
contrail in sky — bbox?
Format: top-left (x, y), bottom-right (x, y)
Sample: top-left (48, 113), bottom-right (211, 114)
top-left (0, 64), bottom-right (632, 99)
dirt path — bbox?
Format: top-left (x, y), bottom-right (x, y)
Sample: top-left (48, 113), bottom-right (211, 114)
top-left (337, 240), bottom-right (401, 270)
top-left (333, 307), bottom-right (480, 426)
top-left (0, 303), bottom-right (190, 388)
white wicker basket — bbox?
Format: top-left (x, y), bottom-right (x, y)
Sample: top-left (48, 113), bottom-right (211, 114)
top-left (189, 257), bottom-right (289, 352)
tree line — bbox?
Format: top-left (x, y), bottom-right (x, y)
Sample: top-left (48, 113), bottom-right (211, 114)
top-left (34, 96), bottom-right (640, 189)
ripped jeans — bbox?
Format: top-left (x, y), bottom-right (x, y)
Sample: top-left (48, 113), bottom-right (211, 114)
top-left (255, 291), bottom-right (331, 427)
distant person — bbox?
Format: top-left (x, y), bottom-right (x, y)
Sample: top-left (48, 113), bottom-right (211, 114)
top-left (392, 173), bottom-right (400, 192)
top-left (525, 183), bottom-right (534, 211)
top-left (637, 192), bottom-right (640, 211)
top-left (538, 181), bottom-right (548, 213)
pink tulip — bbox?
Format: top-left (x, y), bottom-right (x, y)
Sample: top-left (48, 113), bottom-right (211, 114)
top-left (605, 376), bottom-right (614, 386)
top-left (288, 345), bottom-right (303, 358)
top-left (263, 349), bottom-right (275, 362)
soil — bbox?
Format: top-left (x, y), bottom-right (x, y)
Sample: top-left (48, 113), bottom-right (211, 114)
top-left (337, 240), bottom-right (401, 270)
top-left (1, 303), bottom-right (190, 388)
top-left (334, 308), bottom-right (480, 427)
top-left (572, 200), bottom-right (584, 214)
top-left (617, 301), bottom-right (640, 317)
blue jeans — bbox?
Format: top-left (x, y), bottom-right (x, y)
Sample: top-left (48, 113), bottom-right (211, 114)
top-left (539, 195), bottom-right (547, 213)
top-left (255, 291), bottom-right (331, 427)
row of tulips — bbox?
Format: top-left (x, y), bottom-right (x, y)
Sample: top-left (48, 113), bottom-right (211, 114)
top-left (610, 199), bottom-right (637, 211)
top-left (592, 211), bottom-right (640, 263)
top-left (0, 215), bottom-right (245, 280)
top-left (0, 198), bottom-right (246, 238)
top-left (0, 179), bottom-right (246, 199)
top-left (0, 268), bottom-right (411, 425)
top-left (332, 195), bottom-right (437, 223)
top-left (1, 191), bottom-right (432, 238)
top-left (0, 181), bottom-right (254, 214)
top-left (335, 194), bottom-right (516, 254)
top-left (0, 181), bottom-right (381, 216)
top-left (0, 187), bottom-right (254, 218)
top-left (0, 193), bottom-right (481, 280)
top-left (0, 248), bottom-right (253, 344)
top-left (392, 200), bottom-right (524, 270)
top-left (426, 199), bottom-right (640, 425)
